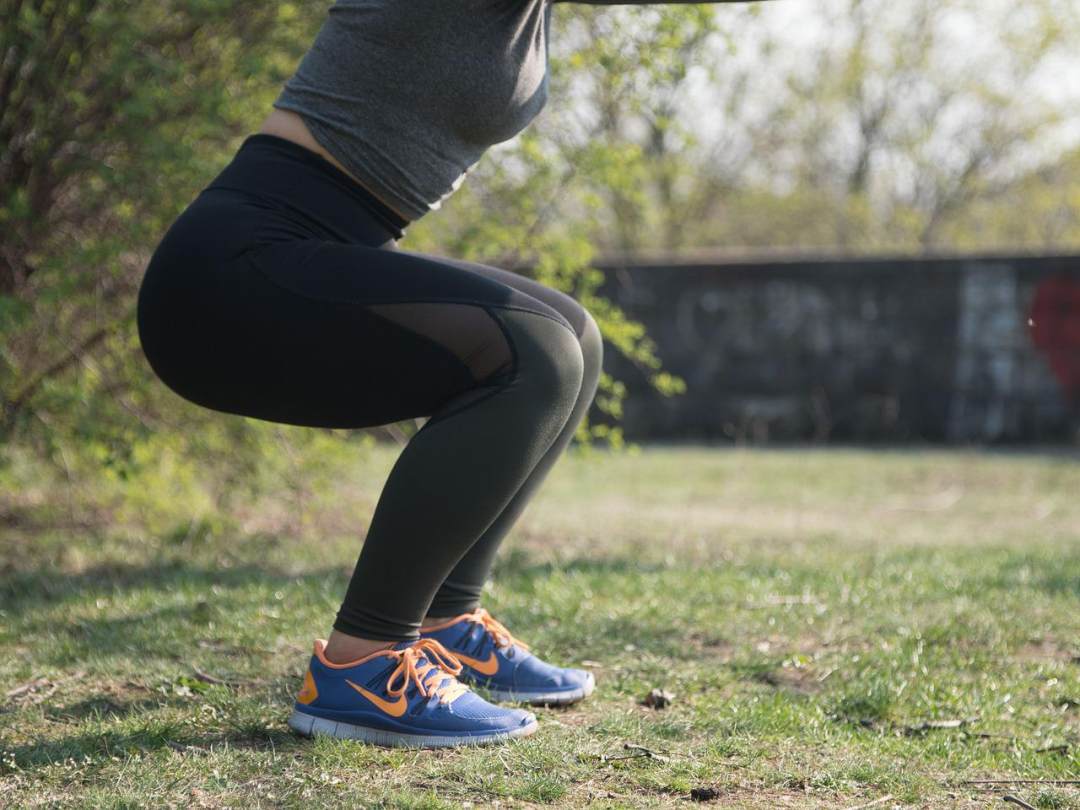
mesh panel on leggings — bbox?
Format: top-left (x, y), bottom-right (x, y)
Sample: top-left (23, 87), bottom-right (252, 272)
top-left (366, 302), bottom-right (513, 384)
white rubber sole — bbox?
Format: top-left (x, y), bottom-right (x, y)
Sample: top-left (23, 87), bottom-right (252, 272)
top-left (287, 709), bottom-right (539, 748)
top-left (480, 671), bottom-right (596, 706)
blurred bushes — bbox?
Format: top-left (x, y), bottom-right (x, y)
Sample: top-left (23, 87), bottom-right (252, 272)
top-left (3, 0), bottom-right (1076, 527)
top-left (0, 2), bottom-right (700, 524)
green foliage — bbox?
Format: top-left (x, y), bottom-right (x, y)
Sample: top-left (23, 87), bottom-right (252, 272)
top-left (0, 0), bottom-right (321, 486)
top-left (541, 0), bottom-right (1080, 255)
top-left (3, 0), bottom-right (1078, 504)
top-left (0, 1), bottom-right (703, 493)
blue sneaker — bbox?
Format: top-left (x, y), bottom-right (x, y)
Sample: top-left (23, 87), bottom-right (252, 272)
top-left (287, 637), bottom-right (538, 747)
top-left (420, 608), bottom-right (595, 705)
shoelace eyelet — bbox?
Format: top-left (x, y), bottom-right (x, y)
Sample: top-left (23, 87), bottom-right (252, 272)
top-left (467, 608), bottom-right (530, 654)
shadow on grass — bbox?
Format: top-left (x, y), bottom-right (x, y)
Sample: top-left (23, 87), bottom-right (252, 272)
top-left (973, 549), bottom-right (1080, 599)
top-left (2, 559), bottom-right (350, 669)
top-left (42, 693), bottom-right (172, 724)
top-left (492, 548), bottom-right (677, 580)
top-left (2, 716), bottom-right (309, 773)
top-left (1, 558), bottom-right (348, 617)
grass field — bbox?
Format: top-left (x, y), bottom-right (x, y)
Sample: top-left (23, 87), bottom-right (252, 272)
top-left (1, 443), bottom-right (1079, 808)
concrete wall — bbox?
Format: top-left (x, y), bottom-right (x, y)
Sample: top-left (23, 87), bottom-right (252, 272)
top-left (588, 252), bottom-right (1080, 444)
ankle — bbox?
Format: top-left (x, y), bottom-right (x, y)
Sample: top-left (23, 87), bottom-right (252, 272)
top-left (323, 629), bottom-right (397, 664)
top-left (421, 609), bottom-right (476, 630)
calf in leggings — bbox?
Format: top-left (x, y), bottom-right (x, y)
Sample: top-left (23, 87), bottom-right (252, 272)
top-left (137, 0), bottom-right (753, 747)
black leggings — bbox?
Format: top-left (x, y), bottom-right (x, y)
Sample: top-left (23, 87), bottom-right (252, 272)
top-left (136, 134), bottom-right (603, 641)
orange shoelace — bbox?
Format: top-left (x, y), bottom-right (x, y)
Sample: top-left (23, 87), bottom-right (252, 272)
top-left (467, 607), bottom-right (530, 652)
top-left (386, 638), bottom-right (470, 704)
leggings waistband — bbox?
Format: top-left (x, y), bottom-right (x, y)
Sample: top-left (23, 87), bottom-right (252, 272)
top-left (205, 133), bottom-right (411, 243)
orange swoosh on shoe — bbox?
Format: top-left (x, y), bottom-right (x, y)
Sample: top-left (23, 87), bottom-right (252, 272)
top-left (345, 679), bottom-right (408, 717)
top-left (453, 650), bottom-right (500, 676)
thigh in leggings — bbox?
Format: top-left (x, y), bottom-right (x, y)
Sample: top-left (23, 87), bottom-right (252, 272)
top-left (138, 198), bottom-right (579, 431)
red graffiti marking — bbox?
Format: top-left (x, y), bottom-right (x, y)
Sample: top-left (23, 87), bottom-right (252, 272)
top-left (1028, 275), bottom-right (1080, 399)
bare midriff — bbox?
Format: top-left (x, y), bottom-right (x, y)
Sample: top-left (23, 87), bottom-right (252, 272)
top-left (258, 108), bottom-right (413, 223)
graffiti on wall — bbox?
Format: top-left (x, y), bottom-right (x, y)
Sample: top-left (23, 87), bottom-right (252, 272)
top-left (947, 264), bottom-right (1021, 442)
top-left (1029, 275), bottom-right (1080, 401)
top-left (597, 255), bottom-right (1080, 443)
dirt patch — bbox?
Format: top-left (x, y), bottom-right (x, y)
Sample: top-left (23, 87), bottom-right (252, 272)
top-left (1016, 638), bottom-right (1080, 663)
top-left (566, 780), bottom-right (987, 809)
top-left (3, 669), bottom-right (89, 708)
top-left (686, 632), bottom-right (735, 659)
top-left (41, 680), bottom-right (162, 723)
top-left (751, 664), bottom-right (826, 695)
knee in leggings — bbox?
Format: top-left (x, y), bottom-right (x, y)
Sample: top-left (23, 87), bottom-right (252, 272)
top-left (534, 292), bottom-right (602, 382)
top-left (579, 308), bottom-right (603, 374)
top-left (502, 310), bottom-right (585, 418)
top-left (419, 309), bottom-right (584, 431)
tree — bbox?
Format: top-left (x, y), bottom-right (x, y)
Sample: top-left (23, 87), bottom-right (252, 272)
top-left (0, 1), bottom-right (696, 502)
top-left (679, 0), bottom-right (1080, 252)
top-left (0, 2), bottom-right (310, 458)
top-left (493, 0), bottom-right (1080, 256)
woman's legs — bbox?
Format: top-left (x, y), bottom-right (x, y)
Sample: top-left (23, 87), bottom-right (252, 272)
top-left (137, 135), bottom-right (599, 743)
top-left (329, 304), bottom-right (584, 646)
top-left (404, 253), bottom-right (605, 619)
top-left (138, 205), bottom-right (589, 659)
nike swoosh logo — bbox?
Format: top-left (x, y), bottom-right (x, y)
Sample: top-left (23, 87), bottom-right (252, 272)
top-left (454, 650), bottom-right (500, 677)
top-left (345, 679), bottom-right (408, 717)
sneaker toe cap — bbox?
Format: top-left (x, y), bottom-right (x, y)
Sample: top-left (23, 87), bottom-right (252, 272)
top-left (513, 657), bottom-right (593, 693)
top-left (448, 693), bottom-right (535, 731)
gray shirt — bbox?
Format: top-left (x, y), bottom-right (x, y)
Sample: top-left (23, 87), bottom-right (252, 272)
top-left (273, 0), bottom-right (743, 221)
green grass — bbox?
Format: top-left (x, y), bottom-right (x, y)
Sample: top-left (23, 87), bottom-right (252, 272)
top-left (2, 444), bottom-right (1079, 808)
